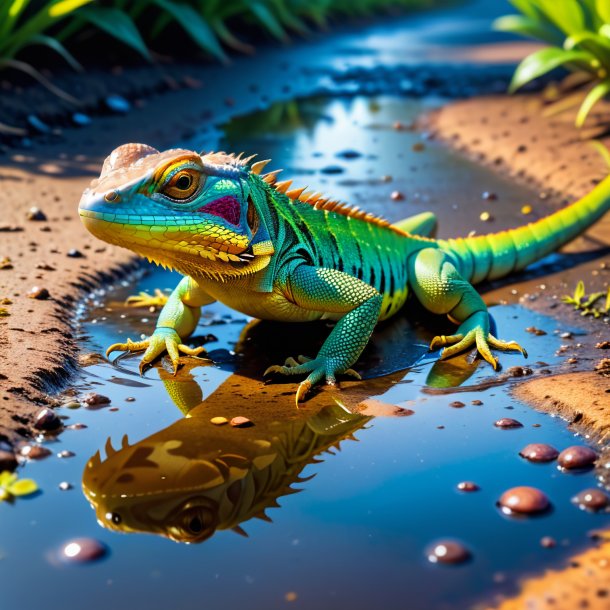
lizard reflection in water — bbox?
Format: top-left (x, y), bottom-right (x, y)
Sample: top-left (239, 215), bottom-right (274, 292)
top-left (82, 310), bottom-right (484, 543)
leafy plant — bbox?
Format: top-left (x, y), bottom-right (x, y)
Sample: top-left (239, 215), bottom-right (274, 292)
top-left (562, 280), bottom-right (610, 318)
top-left (0, 471), bottom-right (38, 502)
top-left (495, 0), bottom-right (610, 127)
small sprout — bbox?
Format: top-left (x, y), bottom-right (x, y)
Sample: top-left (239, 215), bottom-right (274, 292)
top-left (0, 471), bottom-right (38, 502)
top-left (562, 282), bottom-right (610, 319)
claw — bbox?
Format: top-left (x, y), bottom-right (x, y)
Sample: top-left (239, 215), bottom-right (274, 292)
top-left (343, 368), bottom-right (362, 380)
top-left (295, 380), bottom-right (312, 406)
top-left (264, 364), bottom-right (283, 377)
top-left (430, 334), bottom-right (463, 351)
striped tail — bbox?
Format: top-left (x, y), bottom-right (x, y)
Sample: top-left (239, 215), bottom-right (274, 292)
top-left (438, 175), bottom-right (610, 285)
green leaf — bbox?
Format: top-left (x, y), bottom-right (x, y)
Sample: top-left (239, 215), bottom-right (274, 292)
top-left (508, 0), bottom-right (541, 20)
top-left (26, 34), bottom-right (83, 71)
top-left (77, 6), bottom-right (151, 61)
top-left (493, 14), bottom-right (563, 45)
top-left (7, 478), bottom-right (38, 496)
top-left (596, 0), bottom-right (610, 24)
top-left (49, 0), bottom-right (92, 18)
top-left (248, 2), bottom-right (289, 42)
top-left (576, 79), bottom-right (610, 125)
top-left (509, 48), bottom-right (595, 92)
top-left (533, 0), bottom-right (584, 35)
top-left (0, 471), bottom-right (17, 487)
top-left (151, 0), bottom-right (228, 62)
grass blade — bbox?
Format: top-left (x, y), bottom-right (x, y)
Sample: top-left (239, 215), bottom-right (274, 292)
top-left (78, 6), bottom-right (151, 61)
top-left (576, 79), bottom-right (610, 125)
top-left (509, 48), bottom-right (595, 92)
top-left (27, 33), bottom-right (83, 71)
top-left (493, 15), bottom-right (563, 45)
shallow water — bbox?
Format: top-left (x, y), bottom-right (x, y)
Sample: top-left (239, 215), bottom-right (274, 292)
top-left (1, 97), bottom-right (608, 610)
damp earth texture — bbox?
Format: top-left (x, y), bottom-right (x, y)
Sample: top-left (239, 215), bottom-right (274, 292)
top-left (1, 94), bottom-right (608, 610)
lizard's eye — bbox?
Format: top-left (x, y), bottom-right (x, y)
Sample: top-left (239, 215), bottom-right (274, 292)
top-left (162, 169), bottom-right (202, 201)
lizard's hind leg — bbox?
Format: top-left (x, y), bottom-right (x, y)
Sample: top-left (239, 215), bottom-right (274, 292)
top-left (407, 248), bottom-right (527, 368)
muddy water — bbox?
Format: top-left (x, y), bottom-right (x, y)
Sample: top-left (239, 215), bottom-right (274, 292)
top-left (1, 97), bottom-right (609, 610)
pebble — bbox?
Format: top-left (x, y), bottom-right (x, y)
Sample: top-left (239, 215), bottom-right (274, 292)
top-left (67, 248), bottom-right (84, 258)
top-left (494, 418), bottom-right (523, 429)
top-left (336, 150), bottom-right (362, 159)
top-left (505, 366), bottom-right (533, 377)
top-left (19, 445), bottom-right (51, 460)
top-left (105, 94), bottom-right (131, 114)
top-left (71, 112), bottom-right (92, 127)
top-left (210, 416), bottom-right (228, 425)
top-left (479, 211), bottom-right (493, 222)
top-left (390, 190), bottom-right (405, 201)
top-left (66, 423), bottom-right (87, 430)
top-left (27, 286), bottom-right (50, 300)
top-left (26, 207), bottom-right (47, 221)
top-left (319, 165), bottom-right (344, 175)
top-left (57, 450), bottom-right (75, 459)
top-left (498, 486), bottom-right (550, 515)
top-left (426, 540), bottom-right (471, 564)
top-left (81, 393), bottom-right (110, 407)
top-left (449, 401), bottom-right (465, 408)
top-left (482, 191), bottom-right (497, 200)
top-left (540, 536), bottom-right (556, 548)
top-left (572, 488), bottom-right (609, 512)
top-left (62, 401), bottom-right (81, 409)
top-left (519, 443), bottom-right (559, 463)
top-left (125, 397), bottom-right (136, 402)
top-left (0, 449), bottom-right (17, 470)
top-left (457, 481), bottom-right (479, 492)
top-left (60, 538), bottom-right (108, 563)
top-left (230, 416), bottom-right (253, 428)
top-left (412, 142), bottom-right (425, 152)
top-left (471, 400), bottom-right (483, 406)
top-left (58, 482), bottom-right (73, 491)
top-left (33, 407), bottom-right (62, 431)
top-left (525, 326), bottom-right (547, 336)
top-left (558, 446), bottom-right (597, 470)
top-left (521, 204), bottom-right (532, 215)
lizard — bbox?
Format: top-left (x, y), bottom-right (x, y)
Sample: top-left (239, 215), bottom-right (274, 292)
top-left (78, 143), bottom-right (610, 404)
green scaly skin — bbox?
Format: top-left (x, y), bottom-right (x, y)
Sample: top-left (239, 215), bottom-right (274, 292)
top-left (78, 143), bottom-right (610, 404)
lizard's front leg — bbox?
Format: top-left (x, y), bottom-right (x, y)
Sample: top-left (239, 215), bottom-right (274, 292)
top-left (107, 275), bottom-right (215, 373)
top-left (264, 266), bottom-right (382, 405)
top-left (408, 248), bottom-right (527, 368)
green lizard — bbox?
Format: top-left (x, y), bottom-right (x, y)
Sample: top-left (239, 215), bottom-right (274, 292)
top-left (79, 143), bottom-right (610, 403)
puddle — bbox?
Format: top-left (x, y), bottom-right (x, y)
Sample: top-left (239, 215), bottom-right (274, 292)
top-left (2, 97), bottom-right (608, 610)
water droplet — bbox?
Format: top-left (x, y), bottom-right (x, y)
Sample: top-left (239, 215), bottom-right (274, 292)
top-left (558, 446), bottom-right (597, 470)
top-left (60, 538), bottom-right (107, 563)
top-left (572, 488), bottom-right (609, 512)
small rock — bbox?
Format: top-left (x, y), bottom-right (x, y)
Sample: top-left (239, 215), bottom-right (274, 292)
top-left (62, 401), bottom-right (81, 409)
top-left (498, 486), bottom-right (550, 515)
top-left (0, 257), bottom-right (13, 270)
top-left (58, 481), bottom-right (73, 491)
top-left (26, 207), bottom-right (47, 221)
top-left (572, 488), bottom-right (609, 512)
top-left (426, 540), bottom-right (471, 564)
top-left (457, 481), bottom-right (479, 492)
top-left (20, 445), bottom-right (51, 460)
top-left (559, 331), bottom-right (572, 339)
top-left (540, 536), bottom-right (556, 548)
top-left (494, 418), bottom-right (523, 429)
top-left (449, 401), bottom-right (465, 408)
top-left (525, 326), bottom-right (547, 336)
top-left (57, 450), bottom-right (75, 459)
top-left (412, 142), bottom-right (425, 152)
top-left (336, 150), bottom-right (362, 159)
top-left (81, 393), bottom-right (110, 407)
top-left (479, 211), bottom-right (493, 222)
top-left (319, 165), bottom-right (344, 175)
top-left (390, 190), bottom-right (405, 201)
top-left (27, 286), bottom-right (50, 300)
top-left (521, 205), bottom-right (532, 215)
top-left (66, 423), bottom-right (87, 430)
top-left (125, 397), bottom-right (136, 402)
top-left (506, 366), bottom-right (533, 377)
top-left (0, 449), bottom-right (17, 470)
top-left (558, 446), bottom-right (597, 470)
top-left (33, 407), bottom-right (62, 431)
top-left (105, 94), bottom-right (131, 114)
top-left (595, 341), bottom-right (610, 349)
top-left (471, 400), bottom-right (483, 406)
top-left (210, 417), bottom-right (228, 425)
top-left (482, 191), bottom-right (497, 201)
top-left (60, 538), bottom-right (108, 563)
top-left (230, 416), bottom-right (253, 428)
top-left (519, 443), bottom-right (559, 463)
top-left (67, 248), bottom-right (84, 258)
top-left (71, 112), bottom-right (92, 127)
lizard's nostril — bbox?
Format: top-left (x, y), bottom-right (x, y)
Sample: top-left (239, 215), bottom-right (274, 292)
top-left (104, 190), bottom-right (121, 203)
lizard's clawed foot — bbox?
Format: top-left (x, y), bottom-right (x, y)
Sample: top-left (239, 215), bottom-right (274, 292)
top-left (429, 328), bottom-right (527, 369)
top-left (106, 328), bottom-right (206, 374)
top-left (264, 355), bottom-right (361, 406)
top-left (125, 289), bottom-right (169, 309)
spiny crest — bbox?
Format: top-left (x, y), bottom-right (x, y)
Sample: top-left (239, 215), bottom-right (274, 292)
top-left (250, 157), bottom-right (406, 234)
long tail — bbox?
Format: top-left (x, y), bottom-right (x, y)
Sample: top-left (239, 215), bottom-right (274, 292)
top-left (438, 175), bottom-right (610, 285)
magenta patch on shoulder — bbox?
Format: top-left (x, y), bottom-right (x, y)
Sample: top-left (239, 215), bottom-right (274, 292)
top-left (198, 196), bottom-right (241, 226)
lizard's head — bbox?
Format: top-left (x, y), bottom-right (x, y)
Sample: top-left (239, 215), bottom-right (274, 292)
top-left (79, 143), bottom-right (275, 278)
